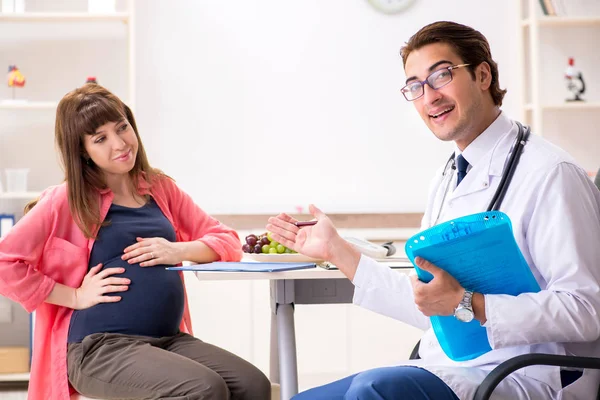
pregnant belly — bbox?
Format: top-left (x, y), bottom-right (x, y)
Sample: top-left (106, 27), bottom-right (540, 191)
top-left (69, 257), bottom-right (184, 341)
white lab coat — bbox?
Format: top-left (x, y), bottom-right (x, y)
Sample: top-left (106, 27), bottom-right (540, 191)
top-left (352, 113), bottom-right (600, 400)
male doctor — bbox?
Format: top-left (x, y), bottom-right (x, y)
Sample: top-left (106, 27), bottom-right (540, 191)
top-left (267, 21), bottom-right (600, 400)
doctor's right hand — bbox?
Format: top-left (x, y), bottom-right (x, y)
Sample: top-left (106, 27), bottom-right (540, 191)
top-left (267, 204), bottom-right (362, 280)
top-left (74, 263), bottom-right (130, 310)
top-left (266, 204), bottom-right (340, 261)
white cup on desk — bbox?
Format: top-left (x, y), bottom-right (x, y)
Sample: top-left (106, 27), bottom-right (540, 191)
top-left (5, 168), bottom-right (29, 193)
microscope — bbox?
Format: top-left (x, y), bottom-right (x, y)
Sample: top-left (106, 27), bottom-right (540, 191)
top-left (564, 57), bottom-right (586, 102)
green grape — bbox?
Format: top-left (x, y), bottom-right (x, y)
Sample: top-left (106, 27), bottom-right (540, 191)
top-left (271, 240), bottom-right (279, 248)
top-left (276, 244), bottom-right (285, 254)
top-left (284, 247), bottom-right (292, 253)
top-left (269, 247), bottom-right (278, 254)
top-left (262, 244), bottom-right (270, 254)
top-left (267, 232), bottom-right (274, 241)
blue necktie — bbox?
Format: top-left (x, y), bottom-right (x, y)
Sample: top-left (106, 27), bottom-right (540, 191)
top-left (456, 154), bottom-right (469, 186)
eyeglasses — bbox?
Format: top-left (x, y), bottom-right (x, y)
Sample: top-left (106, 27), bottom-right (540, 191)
top-left (401, 64), bottom-right (470, 101)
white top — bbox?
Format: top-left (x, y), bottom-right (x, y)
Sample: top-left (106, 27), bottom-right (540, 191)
top-left (353, 112), bottom-right (600, 400)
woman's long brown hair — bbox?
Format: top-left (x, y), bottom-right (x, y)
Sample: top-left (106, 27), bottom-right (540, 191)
top-left (26, 84), bottom-right (162, 238)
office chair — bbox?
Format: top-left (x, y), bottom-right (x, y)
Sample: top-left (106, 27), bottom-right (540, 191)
top-left (409, 340), bottom-right (600, 400)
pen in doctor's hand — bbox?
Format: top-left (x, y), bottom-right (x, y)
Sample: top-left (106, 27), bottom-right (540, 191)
top-left (295, 221), bottom-right (317, 227)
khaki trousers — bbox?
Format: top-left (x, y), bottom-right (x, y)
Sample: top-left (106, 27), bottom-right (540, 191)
top-left (67, 332), bottom-right (271, 400)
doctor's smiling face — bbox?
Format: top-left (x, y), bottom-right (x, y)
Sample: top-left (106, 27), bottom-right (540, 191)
top-left (403, 43), bottom-right (494, 149)
top-left (401, 21), bottom-right (506, 150)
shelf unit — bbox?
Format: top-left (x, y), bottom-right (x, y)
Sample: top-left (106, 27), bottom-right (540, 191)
top-left (0, 7), bottom-right (135, 107)
top-left (524, 101), bottom-right (600, 111)
top-left (0, 1), bottom-right (136, 384)
top-left (522, 16), bottom-right (600, 27)
top-left (0, 101), bottom-right (56, 110)
top-left (0, 373), bottom-right (29, 383)
top-left (519, 0), bottom-right (600, 175)
top-left (0, 1), bottom-right (136, 194)
top-left (0, 12), bottom-right (129, 22)
top-left (519, 1), bottom-right (600, 132)
top-left (0, 192), bottom-right (41, 200)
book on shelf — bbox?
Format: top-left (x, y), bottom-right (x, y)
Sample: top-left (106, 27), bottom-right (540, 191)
top-left (542, 0), bottom-right (600, 17)
top-left (543, 0), bottom-right (556, 15)
top-left (538, 0), bottom-right (558, 16)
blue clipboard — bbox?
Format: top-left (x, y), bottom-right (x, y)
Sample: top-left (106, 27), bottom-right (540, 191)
top-left (166, 262), bottom-right (316, 272)
top-left (404, 211), bottom-right (540, 361)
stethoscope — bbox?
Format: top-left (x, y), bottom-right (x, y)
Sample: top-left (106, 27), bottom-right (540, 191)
top-left (430, 121), bottom-right (531, 226)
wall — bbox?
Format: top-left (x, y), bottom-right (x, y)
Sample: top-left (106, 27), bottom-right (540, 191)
top-left (134, 0), bottom-right (522, 215)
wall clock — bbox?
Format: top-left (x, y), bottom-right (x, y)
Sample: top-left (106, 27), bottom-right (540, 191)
top-left (367, 0), bottom-right (417, 14)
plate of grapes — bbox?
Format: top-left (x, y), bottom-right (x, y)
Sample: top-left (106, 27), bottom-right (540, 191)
top-left (242, 232), bottom-right (325, 263)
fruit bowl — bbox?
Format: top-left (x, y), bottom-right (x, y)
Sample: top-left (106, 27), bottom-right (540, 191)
top-left (242, 232), bottom-right (325, 263)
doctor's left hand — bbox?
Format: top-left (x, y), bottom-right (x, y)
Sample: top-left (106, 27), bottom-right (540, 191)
top-left (122, 237), bottom-right (183, 267)
top-left (410, 257), bottom-right (464, 317)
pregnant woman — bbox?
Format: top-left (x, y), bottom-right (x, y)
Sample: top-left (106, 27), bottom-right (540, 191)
top-left (0, 84), bottom-right (270, 400)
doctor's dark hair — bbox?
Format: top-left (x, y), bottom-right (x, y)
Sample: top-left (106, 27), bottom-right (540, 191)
top-left (400, 21), bottom-right (507, 107)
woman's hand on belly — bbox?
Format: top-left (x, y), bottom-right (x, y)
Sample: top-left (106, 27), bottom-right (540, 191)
top-left (122, 237), bottom-right (183, 267)
top-left (74, 263), bottom-right (130, 310)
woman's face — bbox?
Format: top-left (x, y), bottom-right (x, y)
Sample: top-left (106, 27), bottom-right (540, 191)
top-left (83, 118), bottom-right (138, 177)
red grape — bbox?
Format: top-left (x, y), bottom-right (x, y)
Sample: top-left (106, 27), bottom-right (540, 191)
top-left (246, 234), bottom-right (258, 246)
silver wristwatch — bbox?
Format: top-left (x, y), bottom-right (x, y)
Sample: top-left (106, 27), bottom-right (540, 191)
top-left (454, 289), bottom-right (474, 322)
